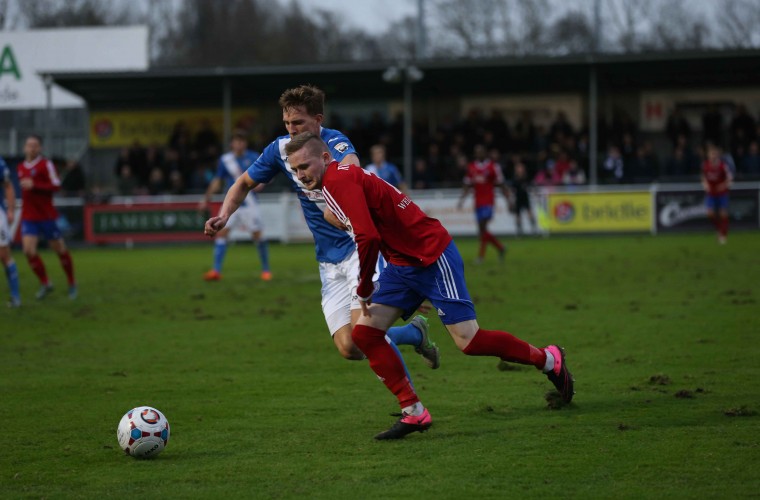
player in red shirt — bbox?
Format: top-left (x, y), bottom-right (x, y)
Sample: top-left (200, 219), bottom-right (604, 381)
top-left (701, 143), bottom-right (732, 244)
top-left (457, 144), bottom-right (511, 263)
top-left (17, 135), bottom-right (77, 299)
top-left (285, 132), bottom-right (574, 440)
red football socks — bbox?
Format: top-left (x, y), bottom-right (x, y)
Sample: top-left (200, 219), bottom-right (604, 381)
top-left (463, 327), bottom-right (546, 368)
top-left (484, 231), bottom-right (504, 252)
top-left (26, 254), bottom-right (49, 285)
top-left (58, 251), bottom-right (76, 286)
top-left (719, 216), bottom-right (729, 237)
top-left (352, 324), bottom-right (419, 408)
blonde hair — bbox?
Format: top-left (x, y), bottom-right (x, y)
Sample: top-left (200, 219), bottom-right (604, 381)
top-left (284, 132), bottom-right (328, 156)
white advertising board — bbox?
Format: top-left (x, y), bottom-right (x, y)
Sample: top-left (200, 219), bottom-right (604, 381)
top-left (0, 26), bottom-right (148, 109)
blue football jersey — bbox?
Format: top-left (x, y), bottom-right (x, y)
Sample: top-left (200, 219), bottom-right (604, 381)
top-left (246, 127), bottom-right (356, 264)
top-left (216, 149), bottom-right (259, 207)
top-left (0, 157), bottom-right (9, 213)
top-left (366, 162), bottom-right (403, 188)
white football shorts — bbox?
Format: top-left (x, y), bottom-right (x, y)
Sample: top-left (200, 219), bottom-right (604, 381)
top-left (227, 203), bottom-right (263, 234)
top-left (0, 210), bottom-right (10, 246)
top-left (321, 249), bottom-right (361, 336)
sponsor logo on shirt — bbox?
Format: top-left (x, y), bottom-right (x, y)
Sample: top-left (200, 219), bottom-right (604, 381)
top-left (397, 197), bottom-right (412, 209)
top-left (300, 190), bottom-right (324, 201)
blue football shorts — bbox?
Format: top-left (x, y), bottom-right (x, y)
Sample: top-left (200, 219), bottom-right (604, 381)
top-left (372, 240), bottom-right (477, 325)
top-left (21, 219), bottom-right (62, 240)
top-left (705, 193), bottom-right (729, 211)
top-left (475, 205), bottom-right (494, 222)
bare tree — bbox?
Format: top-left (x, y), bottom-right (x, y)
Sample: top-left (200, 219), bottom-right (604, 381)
top-left (644, 0), bottom-right (711, 51)
top-left (604, 0), bottom-right (651, 52)
top-left (550, 10), bottom-right (594, 55)
top-left (514, 0), bottom-right (552, 55)
top-left (422, 0), bottom-right (558, 57)
top-left (0, 0), bottom-right (17, 29)
top-left (17, 0), bottom-right (136, 28)
top-left (716, 0), bottom-right (760, 48)
top-left (431, 0), bottom-right (509, 57)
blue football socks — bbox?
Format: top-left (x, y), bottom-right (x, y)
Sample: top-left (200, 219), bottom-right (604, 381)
top-left (5, 260), bottom-right (20, 302)
top-left (387, 337), bottom-right (414, 389)
top-left (387, 321), bottom-right (423, 347)
top-left (257, 240), bottom-right (270, 272)
top-left (213, 239), bottom-right (227, 273)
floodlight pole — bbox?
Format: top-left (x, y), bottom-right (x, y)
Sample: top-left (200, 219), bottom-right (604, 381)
top-left (589, 67), bottom-right (598, 186)
top-left (384, 63), bottom-right (423, 188)
top-left (403, 75), bottom-right (413, 188)
top-left (222, 78), bottom-right (231, 147)
top-left (43, 74), bottom-right (53, 152)
top-left (588, 0), bottom-right (601, 186)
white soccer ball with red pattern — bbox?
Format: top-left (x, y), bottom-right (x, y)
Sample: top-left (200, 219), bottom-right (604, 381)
top-left (117, 406), bottom-right (170, 458)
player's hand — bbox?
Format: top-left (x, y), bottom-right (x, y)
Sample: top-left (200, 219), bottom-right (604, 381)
top-left (360, 298), bottom-right (372, 317)
top-left (204, 215), bottom-right (228, 237)
top-left (20, 178), bottom-right (33, 190)
top-left (324, 210), bottom-right (348, 231)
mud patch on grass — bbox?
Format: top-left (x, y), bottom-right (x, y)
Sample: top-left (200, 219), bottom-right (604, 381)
top-left (723, 406), bottom-right (757, 417)
top-left (544, 391), bottom-right (571, 410)
top-left (649, 374), bottom-right (671, 385)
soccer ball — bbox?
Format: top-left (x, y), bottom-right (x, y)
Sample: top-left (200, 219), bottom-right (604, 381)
top-left (117, 406), bottom-right (170, 458)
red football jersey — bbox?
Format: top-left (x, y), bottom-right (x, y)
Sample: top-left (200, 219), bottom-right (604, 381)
top-left (322, 161), bottom-right (452, 299)
top-left (17, 156), bottom-right (61, 221)
top-left (701, 159), bottom-right (730, 196)
top-left (463, 160), bottom-right (504, 207)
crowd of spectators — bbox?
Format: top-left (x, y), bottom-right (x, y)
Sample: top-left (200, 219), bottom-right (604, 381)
top-left (105, 103), bottom-right (760, 197)
top-left (662, 104), bottom-right (760, 179)
top-left (113, 119), bottom-right (221, 197)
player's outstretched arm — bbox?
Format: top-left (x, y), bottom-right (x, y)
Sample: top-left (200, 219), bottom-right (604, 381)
top-left (204, 173), bottom-right (257, 236)
top-left (198, 177), bottom-right (222, 211)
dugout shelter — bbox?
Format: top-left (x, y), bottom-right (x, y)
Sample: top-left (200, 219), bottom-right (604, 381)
top-left (47, 48), bottom-right (760, 188)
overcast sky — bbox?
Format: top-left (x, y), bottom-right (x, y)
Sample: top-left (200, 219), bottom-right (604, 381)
top-left (296, 0), bottom-right (418, 34)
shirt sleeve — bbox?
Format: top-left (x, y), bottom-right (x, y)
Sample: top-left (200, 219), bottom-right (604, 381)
top-left (33, 160), bottom-right (61, 192)
top-left (215, 158), bottom-right (226, 179)
top-left (326, 134), bottom-right (357, 163)
top-left (247, 142), bottom-right (281, 184)
top-left (322, 174), bottom-right (380, 300)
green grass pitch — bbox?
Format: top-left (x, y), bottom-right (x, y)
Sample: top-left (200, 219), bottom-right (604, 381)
top-left (2, 233), bottom-right (759, 498)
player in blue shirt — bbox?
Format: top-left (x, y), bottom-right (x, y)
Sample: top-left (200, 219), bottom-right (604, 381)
top-left (365, 144), bottom-right (407, 191)
top-left (204, 85), bottom-right (439, 374)
top-left (365, 144), bottom-right (407, 273)
top-left (199, 130), bottom-right (271, 281)
top-left (0, 156), bottom-right (21, 307)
